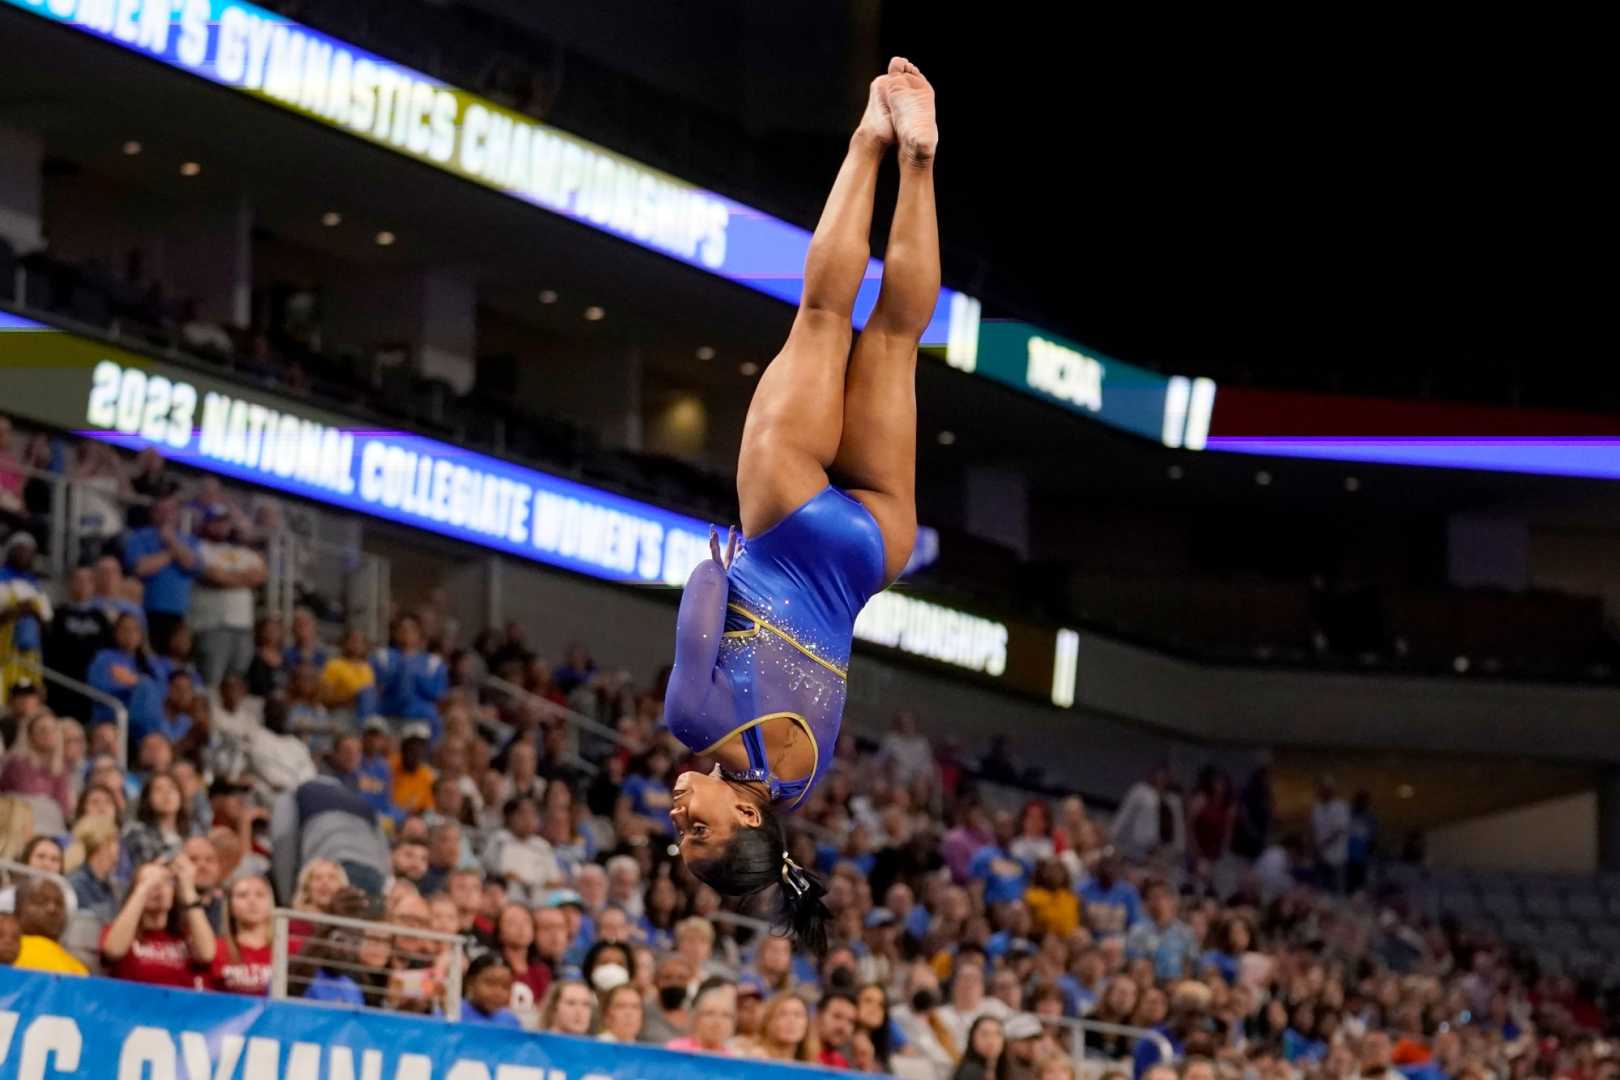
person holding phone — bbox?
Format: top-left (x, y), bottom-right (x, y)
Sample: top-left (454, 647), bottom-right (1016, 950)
top-left (100, 852), bottom-right (216, 987)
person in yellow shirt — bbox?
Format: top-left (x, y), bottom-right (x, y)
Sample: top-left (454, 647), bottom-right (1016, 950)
top-left (1024, 858), bottom-right (1080, 938)
top-left (320, 627), bottom-right (377, 714)
top-left (10, 877), bottom-right (88, 976)
top-left (389, 723), bottom-right (437, 815)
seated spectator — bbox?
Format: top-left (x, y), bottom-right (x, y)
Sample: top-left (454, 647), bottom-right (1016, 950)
top-left (9, 876), bottom-right (86, 976)
top-left (540, 977), bottom-right (596, 1036)
top-left (389, 724), bottom-right (437, 816)
top-left (285, 664), bottom-right (332, 747)
top-left (123, 490), bottom-right (201, 656)
top-left (180, 835), bottom-right (225, 931)
top-left (0, 911), bottom-right (17, 965)
top-left (484, 796), bottom-right (561, 904)
top-left (284, 605), bottom-right (329, 673)
top-left (0, 708), bottom-right (72, 828)
top-left (209, 873), bottom-right (274, 995)
top-left (596, 982), bottom-right (646, 1043)
top-left (293, 886), bottom-right (387, 1007)
top-left (320, 627), bottom-right (377, 716)
top-left (288, 858), bottom-right (348, 943)
top-left (123, 770), bottom-right (195, 870)
top-left (740, 992), bottom-right (820, 1063)
top-left (372, 614), bottom-right (447, 733)
top-left (1125, 882), bottom-right (1198, 983)
top-left (245, 615), bottom-right (288, 699)
top-left (189, 504), bottom-right (265, 687)
top-left (0, 835), bottom-right (77, 919)
top-left (64, 814), bottom-right (122, 922)
top-left (245, 699), bottom-right (317, 797)
top-left (89, 554), bottom-right (142, 628)
top-left (154, 620), bottom-right (200, 686)
top-left (815, 989), bottom-right (860, 1068)
top-left (151, 670), bottom-right (207, 752)
top-left (615, 746), bottom-right (674, 841)
top-left (87, 612), bottom-right (165, 738)
top-left (855, 983), bottom-right (900, 1072)
top-left (1079, 856), bottom-right (1143, 938)
top-left (605, 854), bottom-right (645, 920)
top-left (271, 775), bottom-right (390, 900)
top-left (392, 836), bottom-right (430, 889)
top-left (101, 853), bottom-right (216, 987)
top-left (462, 951), bottom-right (524, 1028)
top-left (954, 1015), bottom-right (1007, 1080)
top-left (1026, 858), bottom-right (1081, 938)
top-left (667, 978), bottom-right (737, 1056)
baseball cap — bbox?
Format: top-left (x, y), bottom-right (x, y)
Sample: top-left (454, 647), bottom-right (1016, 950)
top-left (1004, 1013), bottom-right (1042, 1041)
top-left (362, 716), bottom-right (391, 735)
top-left (864, 907), bottom-right (897, 930)
top-left (737, 973), bottom-right (767, 998)
top-left (2, 531), bottom-right (38, 554)
top-left (203, 503), bottom-right (232, 522)
top-left (401, 722), bottom-right (432, 742)
top-left (543, 888), bottom-right (585, 910)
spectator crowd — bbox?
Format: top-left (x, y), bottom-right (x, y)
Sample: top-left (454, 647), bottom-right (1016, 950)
top-left (1, 413), bottom-right (1616, 1080)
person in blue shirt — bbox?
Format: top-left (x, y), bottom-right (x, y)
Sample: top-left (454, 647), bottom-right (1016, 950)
top-left (0, 531), bottom-right (48, 659)
top-left (969, 813), bottom-right (1032, 906)
top-left (1201, 914), bottom-right (1255, 986)
top-left (371, 614), bottom-right (448, 734)
top-left (618, 745), bottom-right (675, 840)
top-left (462, 952), bottom-right (524, 1028)
top-left (1079, 855), bottom-right (1143, 938)
top-left (122, 490), bottom-right (201, 656)
top-left (87, 612), bottom-right (166, 736)
top-left (1125, 881), bottom-right (1198, 982)
top-left (284, 605), bottom-right (331, 672)
top-left (329, 730), bottom-right (401, 824)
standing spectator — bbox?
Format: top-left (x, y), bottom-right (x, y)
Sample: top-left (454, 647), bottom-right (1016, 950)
top-left (87, 613), bottom-right (163, 736)
top-left (209, 874), bottom-right (275, 994)
top-left (880, 709), bottom-right (939, 789)
top-left (64, 814), bottom-right (122, 922)
top-left (597, 983), bottom-right (646, 1043)
top-left (244, 699), bottom-right (317, 797)
top-left (954, 1015), bottom-right (1007, 1080)
top-left (125, 448), bottom-right (168, 527)
top-left (389, 724), bottom-right (437, 815)
top-left (815, 989), bottom-right (860, 1068)
top-left (372, 615), bottom-right (447, 733)
top-left (271, 775), bottom-right (391, 900)
top-left (244, 616), bottom-right (288, 699)
top-left (9, 877), bottom-right (86, 976)
top-left (667, 978), bottom-right (738, 1056)
top-left (123, 770), bottom-right (193, 870)
top-left (284, 606), bottom-right (329, 672)
top-left (90, 554), bottom-right (142, 627)
top-left (970, 811), bottom-right (1033, 907)
top-left (189, 505), bottom-right (265, 687)
top-left (1010, 801), bottom-right (1057, 866)
top-left (540, 978), bottom-right (596, 1036)
top-left (0, 415), bottom-right (28, 518)
top-left (68, 441), bottom-right (132, 557)
top-left (1311, 776), bottom-right (1351, 894)
top-left (1347, 790), bottom-right (1377, 894)
top-left (1188, 767), bottom-right (1237, 867)
top-left (462, 952), bottom-right (524, 1027)
top-left (1232, 757), bottom-right (1274, 860)
top-left (1, 531), bottom-right (52, 697)
top-left (1125, 881), bottom-right (1198, 982)
top-left (1110, 767), bottom-right (1185, 863)
top-left (43, 564), bottom-right (111, 722)
top-left (553, 642), bottom-right (595, 696)
top-left (122, 490), bottom-right (200, 655)
top-left (484, 796), bottom-right (562, 904)
top-left (0, 708), bottom-right (72, 827)
top-left (285, 665), bottom-right (331, 746)
top-left (1025, 858), bottom-right (1081, 938)
top-left (320, 627), bottom-right (377, 716)
top-left (101, 853), bottom-right (216, 986)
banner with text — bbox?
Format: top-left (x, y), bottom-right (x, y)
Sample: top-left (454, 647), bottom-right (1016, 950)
top-left (0, 0), bottom-right (968, 347)
top-left (0, 968), bottom-right (861, 1080)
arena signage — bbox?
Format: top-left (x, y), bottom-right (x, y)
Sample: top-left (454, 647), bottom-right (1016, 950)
top-left (947, 319), bottom-right (1217, 449)
top-left (855, 590), bottom-right (1009, 676)
top-left (0, 0), bottom-right (970, 348)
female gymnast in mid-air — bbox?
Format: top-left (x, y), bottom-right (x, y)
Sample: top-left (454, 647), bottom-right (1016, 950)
top-left (663, 57), bottom-right (939, 952)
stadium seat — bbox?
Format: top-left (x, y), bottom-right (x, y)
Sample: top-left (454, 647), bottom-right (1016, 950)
top-left (1479, 888), bottom-right (1523, 920)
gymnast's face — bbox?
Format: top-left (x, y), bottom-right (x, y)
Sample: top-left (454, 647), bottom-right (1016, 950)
top-left (671, 766), bottom-right (763, 861)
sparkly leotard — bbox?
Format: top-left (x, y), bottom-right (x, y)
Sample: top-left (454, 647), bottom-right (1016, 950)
top-left (664, 486), bottom-right (886, 810)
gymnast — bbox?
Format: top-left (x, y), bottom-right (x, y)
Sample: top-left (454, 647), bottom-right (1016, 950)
top-left (662, 56), bottom-right (940, 952)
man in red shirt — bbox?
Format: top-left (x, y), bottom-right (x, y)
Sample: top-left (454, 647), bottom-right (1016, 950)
top-left (816, 990), bottom-right (859, 1068)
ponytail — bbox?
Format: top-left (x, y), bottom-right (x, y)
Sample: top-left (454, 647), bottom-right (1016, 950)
top-left (686, 804), bottom-right (833, 956)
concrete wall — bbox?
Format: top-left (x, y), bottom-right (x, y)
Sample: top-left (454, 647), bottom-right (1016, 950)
top-left (1426, 791), bottom-right (1599, 874)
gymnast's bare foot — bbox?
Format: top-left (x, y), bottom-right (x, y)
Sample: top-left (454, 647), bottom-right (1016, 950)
top-left (856, 72), bottom-right (895, 148)
top-left (883, 57), bottom-right (937, 167)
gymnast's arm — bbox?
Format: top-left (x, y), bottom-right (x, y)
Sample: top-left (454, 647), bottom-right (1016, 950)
top-left (667, 556), bottom-right (729, 705)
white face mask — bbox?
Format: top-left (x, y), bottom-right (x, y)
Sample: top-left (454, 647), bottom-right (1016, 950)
top-left (591, 963), bottom-right (630, 993)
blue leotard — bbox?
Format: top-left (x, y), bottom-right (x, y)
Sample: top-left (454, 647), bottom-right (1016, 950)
top-left (664, 486), bottom-right (886, 810)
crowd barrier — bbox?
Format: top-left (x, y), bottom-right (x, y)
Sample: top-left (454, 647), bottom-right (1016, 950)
top-left (0, 968), bottom-right (874, 1079)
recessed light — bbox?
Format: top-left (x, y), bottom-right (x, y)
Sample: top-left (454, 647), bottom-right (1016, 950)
top-left (1344, 476), bottom-right (1361, 492)
top-left (538, 290), bottom-right (558, 305)
top-left (695, 346), bottom-right (716, 361)
top-left (937, 430), bottom-right (956, 446)
top-left (1255, 470), bottom-right (1272, 486)
top-left (179, 161), bottom-right (201, 177)
top-left (1453, 655), bottom-right (1470, 674)
top-left (122, 140), bottom-right (142, 156)
top-left (739, 361), bottom-right (760, 377)
top-left (583, 305), bottom-right (605, 321)
top-left (1397, 784), bottom-right (1415, 800)
top-left (321, 211), bottom-right (342, 227)
top-left (1167, 464), bottom-right (1184, 480)
top-left (374, 230), bottom-right (396, 246)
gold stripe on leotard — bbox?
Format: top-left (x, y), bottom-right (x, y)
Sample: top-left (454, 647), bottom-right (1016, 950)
top-left (722, 603), bottom-right (848, 681)
top-left (697, 711), bottom-right (821, 812)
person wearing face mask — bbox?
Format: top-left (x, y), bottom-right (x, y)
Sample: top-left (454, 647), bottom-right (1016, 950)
top-left (639, 953), bottom-right (696, 1043)
top-left (581, 939), bottom-right (633, 997)
top-left (892, 961), bottom-right (959, 1074)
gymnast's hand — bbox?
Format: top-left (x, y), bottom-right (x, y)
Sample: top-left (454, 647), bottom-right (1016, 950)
top-left (709, 525), bottom-right (739, 570)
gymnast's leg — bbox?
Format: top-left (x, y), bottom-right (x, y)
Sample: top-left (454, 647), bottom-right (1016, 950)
top-left (834, 57), bottom-right (940, 584)
top-left (734, 73), bottom-right (894, 537)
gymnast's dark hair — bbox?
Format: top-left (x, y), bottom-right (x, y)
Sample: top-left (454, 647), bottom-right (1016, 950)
top-left (685, 804), bottom-right (832, 956)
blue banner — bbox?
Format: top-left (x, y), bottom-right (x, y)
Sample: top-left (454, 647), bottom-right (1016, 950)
top-left (0, 0), bottom-right (968, 347)
top-left (0, 968), bottom-right (859, 1079)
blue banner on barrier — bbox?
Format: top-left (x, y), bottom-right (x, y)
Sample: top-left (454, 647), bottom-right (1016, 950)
top-left (0, 968), bottom-right (857, 1079)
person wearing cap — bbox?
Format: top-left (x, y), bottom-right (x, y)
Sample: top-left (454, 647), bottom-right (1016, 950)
top-left (371, 614), bottom-right (447, 737)
top-left (188, 504), bottom-right (266, 688)
top-left (1, 530), bottom-right (52, 702)
top-left (1000, 1013), bottom-right (1046, 1080)
top-left (858, 906), bottom-right (903, 986)
top-left (123, 490), bottom-right (201, 656)
top-left (389, 723), bottom-right (437, 815)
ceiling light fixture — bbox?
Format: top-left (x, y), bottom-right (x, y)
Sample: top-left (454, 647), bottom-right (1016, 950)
top-left (179, 161), bottom-right (201, 177)
top-left (122, 140), bottom-right (143, 156)
top-left (374, 230), bottom-right (396, 246)
top-left (1344, 476), bottom-right (1361, 492)
top-left (1255, 470), bottom-right (1272, 486)
top-left (538, 290), bottom-right (558, 304)
top-left (583, 305), bottom-right (605, 321)
top-left (937, 430), bottom-right (957, 446)
top-left (1167, 464), bottom-right (1184, 480)
top-left (321, 211), bottom-right (342, 227)
top-left (739, 361), bottom-right (760, 377)
top-left (695, 346), bottom-right (716, 361)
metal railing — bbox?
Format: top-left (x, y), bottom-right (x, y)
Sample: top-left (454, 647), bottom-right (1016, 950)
top-left (270, 906), bottom-right (468, 1021)
top-left (1041, 1015), bottom-right (1176, 1076)
top-left (39, 664), bottom-right (130, 765)
top-left (266, 532), bottom-right (389, 646)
